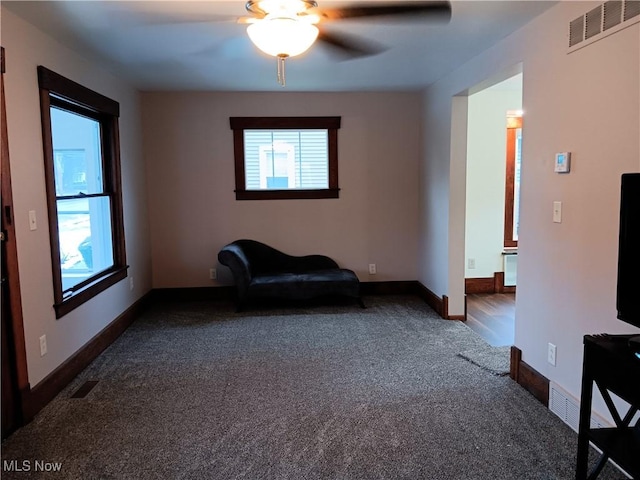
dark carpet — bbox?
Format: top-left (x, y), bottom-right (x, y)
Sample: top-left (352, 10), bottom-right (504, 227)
top-left (1, 296), bottom-right (625, 479)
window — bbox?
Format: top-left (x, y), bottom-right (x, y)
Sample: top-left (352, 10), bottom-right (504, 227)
top-left (38, 66), bottom-right (127, 318)
top-left (230, 117), bottom-right (340, 200)
top-left (504, 115), bottom-right (522, 248)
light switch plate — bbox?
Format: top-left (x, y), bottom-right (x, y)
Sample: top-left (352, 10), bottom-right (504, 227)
top-left (28, 210), bottom-right (37, 231)
top-left (553, 201), bottom-right (562, 223)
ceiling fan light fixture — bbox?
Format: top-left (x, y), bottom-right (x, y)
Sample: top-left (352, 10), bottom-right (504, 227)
top-left (246, 0), bottom-right (318, 16)
top-left (247, 16), bottom-right (319, 57)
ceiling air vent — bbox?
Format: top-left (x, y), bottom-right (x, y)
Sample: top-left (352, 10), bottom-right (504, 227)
top-left (568, 0), bottom-right (640, 52)
top-left (603, 1), bottom-right (623, 30)
top-left (569, 16), bottom-right (585, 46)
top-left (585, 5), bottom-right (603, 38)
top-left (624, 0), bottom-right (640, 20)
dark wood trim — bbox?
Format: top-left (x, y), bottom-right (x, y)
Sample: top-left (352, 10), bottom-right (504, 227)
top-left (151, 286), bottom-right (236, 303)
top-left (1, 45), bottom-right (31, 437)
top-left (235, 188), bottom-right (340, 200)
top-left (360, 281), bottom-right (417, 296)
top-left (494, 272), bottom-right (505, 293)
top-left (465, 277), bottom-right (495, 294)
top-left (416, 282), bottom-right (463, 320)
top-left (25, 293), bottom-right (152, 419)
top-left (152, 282), bottom-right (418, 303)
top-left (54, 268), bottom-right (128, 318)
top-left (465, 272), bottom-right (516, 294)
top-left (504, 119), bottom-right (521, 249)
top-left (495, 272), bottom-right (517, 294)
top-left (443, 295), bottom-right (466, 321)
top-left (37, 66), bottom-right (119, 117)
top-left (415, 282), bottom-right (444, 317)
top-left (509, 346), bottom-right (549, 407)
top-left (38, 68), bottom-right (128, 318)
top-left (230, 116), bottom-right (341, 130)
top-left (233, 129), bottom-right (246, 195)
top-left (231, 116), bottom-right (341, 201)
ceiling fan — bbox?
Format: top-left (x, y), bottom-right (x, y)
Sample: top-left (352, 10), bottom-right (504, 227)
top-left (237, 0), bottom-right (452, 85)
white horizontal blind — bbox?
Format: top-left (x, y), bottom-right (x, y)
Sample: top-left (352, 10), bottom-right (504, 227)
top-left (244, 129), bottom-right (329, 190)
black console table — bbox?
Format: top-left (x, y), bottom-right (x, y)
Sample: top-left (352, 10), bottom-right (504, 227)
top-left (576, 334), bottom-right (640, 479)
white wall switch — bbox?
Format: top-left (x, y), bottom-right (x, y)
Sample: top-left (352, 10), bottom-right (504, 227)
top-left (39, 335), bottom-right (47, 357)
top-left (129, 277), bottom-right (134, 291)
top-left (467, 258), bottom-right (476, 269)
top-left (209, 268), bottom-right (217, 280)
top-left (553, 201), bottom-right (562, 223)
top-left (29, 210), bottom-right (37, 231)
top-left (368, 264), bottom-right (376, 275)
top-left (548, 343), bottom-right (557, 366)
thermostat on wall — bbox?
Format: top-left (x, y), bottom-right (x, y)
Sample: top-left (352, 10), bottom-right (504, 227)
top-left (555, 152), bottom-right (571, 173)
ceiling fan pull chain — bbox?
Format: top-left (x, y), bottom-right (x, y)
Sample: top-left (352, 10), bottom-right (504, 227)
top-left (277, 54), bottom-right (287, 87)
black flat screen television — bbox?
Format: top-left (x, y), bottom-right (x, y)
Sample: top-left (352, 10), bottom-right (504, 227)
top-left (616, 173), bottom-right (640, 356)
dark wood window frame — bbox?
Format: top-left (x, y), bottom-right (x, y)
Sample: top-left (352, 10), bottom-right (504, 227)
top-left (230, 116), bottom-right (341, 200)
top-left (504, 116), bottom-right (522, 248)
top-left (38, 66), bottom-right (127, 319)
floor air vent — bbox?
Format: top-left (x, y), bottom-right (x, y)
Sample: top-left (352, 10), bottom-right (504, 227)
top-left (71, 380), bottom-right (99, 399)
top-left (568, 0), bottom-right (640, 52)
top-left (549, 382), bottom-right (609, 432)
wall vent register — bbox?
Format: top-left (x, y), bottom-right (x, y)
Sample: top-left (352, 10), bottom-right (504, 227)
top-left (569, 0), bottom-right (640, 50)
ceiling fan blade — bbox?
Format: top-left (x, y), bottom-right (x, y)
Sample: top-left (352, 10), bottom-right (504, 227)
top-left (316, 1), bottom-right (451, 22)
top-left (316, 29), bottom-right (386, 60)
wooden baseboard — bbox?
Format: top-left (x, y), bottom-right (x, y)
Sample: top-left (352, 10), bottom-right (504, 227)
top-left (494, 272), bottom-right (516, 294)
top-left (151, 286), bottom-right (235, 302)
top-left (465, 277), bottom-right (495, 294)
top-left (24, 293), bottom-right (153, 420)
top-left (360, 280), bottom-right (417, 296)
top-left (510, 346), bottom-right (549, 407)
top-left (152, 282), bottom-right (419, 302)
top-left (466, 272), bottom-right (516, 294)
top-left (414, 283), bottom-right (464, 321)
top-left (415, 282), bottom-right (443, 317)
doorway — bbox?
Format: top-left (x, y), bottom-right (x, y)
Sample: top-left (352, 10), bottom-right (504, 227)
top-left (463, 72), bottom-right (523, 346)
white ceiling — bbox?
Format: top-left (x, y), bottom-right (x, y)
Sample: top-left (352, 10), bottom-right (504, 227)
top-left (3, 1), bottom-right (555, 92)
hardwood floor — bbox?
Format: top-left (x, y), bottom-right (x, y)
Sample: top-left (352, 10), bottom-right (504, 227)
top-left (466, 293), bottom-right (515, 347)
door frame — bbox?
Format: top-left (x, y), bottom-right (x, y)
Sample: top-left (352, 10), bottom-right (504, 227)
top-left (1, 46), bottom-right (31, 438)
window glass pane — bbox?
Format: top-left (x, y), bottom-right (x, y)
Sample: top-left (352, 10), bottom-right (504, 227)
top-left (51, 107), bottom-right (104, 196)
top-left (513, 128), bottom-right (522, 241)
top-left (244, 129), bottom-right (328, 190)
top-left (57, 196), bottom-right (113, 293)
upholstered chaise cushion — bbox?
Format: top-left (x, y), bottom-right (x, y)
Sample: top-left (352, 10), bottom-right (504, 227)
top-left (218, 239), bottom-right (363, 310)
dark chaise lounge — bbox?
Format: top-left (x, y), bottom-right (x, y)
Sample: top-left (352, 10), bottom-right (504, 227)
top-left (218, 239), bottom-right (364, 311)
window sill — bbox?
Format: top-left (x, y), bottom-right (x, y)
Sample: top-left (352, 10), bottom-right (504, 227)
top-left (54, 266), bottom-right (128, 319)
top-left (235, 188), bottom-right (340, 201)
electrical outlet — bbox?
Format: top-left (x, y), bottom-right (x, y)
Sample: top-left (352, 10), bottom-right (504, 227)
top-left (368, 264), bottom-right (376, 275)
top-left (39, 335), bottom-right (47, 357)
top-left (129, 277), bottom-right (134, 291)
top-left (468, 258), bottom-right (476, 269)
top-left (209, 268), bottom-right (217, 280)
top-left (548, 343), bottom-right (557, 366)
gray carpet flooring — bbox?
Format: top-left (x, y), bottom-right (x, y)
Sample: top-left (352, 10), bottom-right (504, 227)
top-left (1, 295), bottom-right (625, 479)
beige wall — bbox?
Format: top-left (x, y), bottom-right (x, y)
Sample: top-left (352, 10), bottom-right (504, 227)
top-left (420, 1), bottom-right (640, 413)
top-left (1, 9), bottom-right (152, 386)
top-left (141, 91), bottom-right (421, 287)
